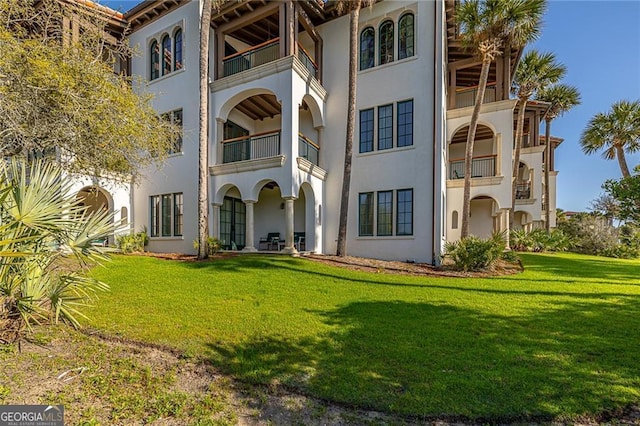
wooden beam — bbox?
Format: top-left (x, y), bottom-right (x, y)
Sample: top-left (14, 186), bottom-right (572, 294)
top-left (449, 56), bottom-right (482, 70)
top-left (218, 1), bottom-right (279, 35)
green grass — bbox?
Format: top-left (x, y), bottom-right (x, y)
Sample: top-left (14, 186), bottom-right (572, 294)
top-left (87, 252), bottom-right (640, 421)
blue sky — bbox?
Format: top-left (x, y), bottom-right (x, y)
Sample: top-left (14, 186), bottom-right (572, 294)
top-left (102, 0), bottom-right (640, 213)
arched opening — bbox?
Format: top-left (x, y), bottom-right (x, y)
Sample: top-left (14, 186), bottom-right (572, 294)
top-left (298, 98), bottom-right (321, 166)
top-left (469, 196), bottom-right (499, 239)
top-left (360, 27), bottom-right (375, 70)
top-left (379, 20), bottom-right (394, 65)
top-left (449, 124), bottom-right (496, 179)
top-left (76, 186), bottom-right (110, 215)
top-left (220, 93), bottom-right (282, 164)
top-left (516, 162), bottom-right (532, 199)
top-left (398, 13), bottom-right (414, 60)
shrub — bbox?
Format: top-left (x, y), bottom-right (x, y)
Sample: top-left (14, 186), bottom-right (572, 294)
top-left (510, 229), bottom-right (572, 252)
top-left (193, 237), bottom-right (224, 256)
top-left (0, 159), bottom-right (113, 343)
top-left (559, 213), bottom-right (620, 256)
top-left (116, 230), bottom-right (148, 254)
top-left (443, 233), bottom-right (506, 272)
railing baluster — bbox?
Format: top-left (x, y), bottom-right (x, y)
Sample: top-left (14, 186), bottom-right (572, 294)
top-left (449, 156), bottom-right (496, 179)
top-left (223, 39), bottom-right (280, 78)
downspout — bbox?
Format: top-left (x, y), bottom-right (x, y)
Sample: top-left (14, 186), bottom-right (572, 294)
top-left (431, 0), bottom-right (441, 266)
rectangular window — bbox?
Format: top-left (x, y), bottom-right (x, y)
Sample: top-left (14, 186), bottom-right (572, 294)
top-left (397, 100), bottom-right (413, 147)
top-left (377, 191), bottom-right (393, 236)
top-left (359, 109), bottom-right (374, 153)
top-left (378, 104), bottom-right (393, 150)
top-left (161, 194), bottom-right (172, 236)
top-left (150, 195), bottom-right (160, 237)
top-left (171, 109), bottom-right (183, 154)
top-left (359, 192), bottom-right (374, 236)
top-left (397, 189), bottom-right (413, 236)
top-left (173, 193), bottom-right (183, 236)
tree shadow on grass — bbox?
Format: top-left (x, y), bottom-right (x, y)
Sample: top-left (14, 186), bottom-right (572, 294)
top-left (205, 297), bottom-right (640, 422)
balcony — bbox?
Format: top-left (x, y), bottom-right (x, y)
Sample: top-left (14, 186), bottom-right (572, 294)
top-left (449, 155), bottom-right (496, 180)
top-left (297, 43), bottom-right (318, 79)
top-left (223, 131), bottom-right (281, 163)
top-left (223, 38), bottom-right (280, 78)
top-left (298, 134), bottom-right (319, 166)
top-left (455, 83), bottom-right (497, 109)
top-left (516, 181), bottom-right (531, 199)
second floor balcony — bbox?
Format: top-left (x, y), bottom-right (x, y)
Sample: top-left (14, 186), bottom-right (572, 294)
top-left (220, 131), bottom-right (319, 167)
top-left (449, 155), bottom-right (497, 180)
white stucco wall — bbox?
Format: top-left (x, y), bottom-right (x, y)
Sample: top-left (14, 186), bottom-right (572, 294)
top-left (128, 1), bottom-right (202, 254)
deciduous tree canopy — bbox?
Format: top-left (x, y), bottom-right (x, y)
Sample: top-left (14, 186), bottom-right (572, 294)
top-left (0, 0), bottom-right (178, 179)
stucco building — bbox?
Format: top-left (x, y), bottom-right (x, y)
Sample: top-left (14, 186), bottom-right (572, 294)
top-left (80, 0), bottom-right (561, 264)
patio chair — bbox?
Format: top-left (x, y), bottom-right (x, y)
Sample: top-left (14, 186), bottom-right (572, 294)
top-left (294, 232), bottom-right (305, 251)
top-left (259, 232), bottom-right (280, 251)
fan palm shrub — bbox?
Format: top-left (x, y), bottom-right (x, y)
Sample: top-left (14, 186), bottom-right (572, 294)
top-left (443, 232), bottom-right (506, 272)
top-left (0, 159), bottom-right (113, 343)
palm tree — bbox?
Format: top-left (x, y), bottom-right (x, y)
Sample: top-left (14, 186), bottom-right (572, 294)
top-left (335, 0), bottom-right (374, 257)
top-left (580, 100), bottom-right (640, 178)
top-left (511, 50), bottom-right (565, 222)
top-left (536, 83), bottom-right (580, 231)
top-left (455, 0), bottom-right (546, 238)
top-left (197, 0), bottom-right (212, 259)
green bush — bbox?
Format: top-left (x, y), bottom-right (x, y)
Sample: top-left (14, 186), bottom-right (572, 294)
top-left (116, 230), bottom-right (148, 254)
top-left (443, 233), bottom-right (506, 272)
top-left (193, 237), bottom-right (223, 256)
top-left (510, 229), bottom-right (572, 252)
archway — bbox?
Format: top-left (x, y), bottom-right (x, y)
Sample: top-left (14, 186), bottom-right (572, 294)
top-left (449, 124), bottom-right (496, 179)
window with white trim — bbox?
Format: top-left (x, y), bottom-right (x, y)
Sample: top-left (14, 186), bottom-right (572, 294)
top-left (150, 192), bottom-right (183, 237)
top-left (358, 189), bottom-right (414, 237)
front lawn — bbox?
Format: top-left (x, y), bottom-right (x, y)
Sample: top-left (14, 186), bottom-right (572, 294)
top-left (88, 252), bottom-right (640, 421)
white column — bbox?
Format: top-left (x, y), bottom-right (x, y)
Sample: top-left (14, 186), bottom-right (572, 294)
top-left (242, 201), bottom-right (257, 252)
top-left (215, 117), bottom-right (225, 164)
top-left (501, 208), bottom-right (511, 249)
top-left (212, 203), bottom-right (221, 239)
top-left (282, 197), bottom-right (297, 254)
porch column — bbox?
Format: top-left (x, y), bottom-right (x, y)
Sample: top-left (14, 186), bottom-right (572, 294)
top-left (501, 208), bottom-right (511, 249)
top-left (282, 197), bottom-right (297, 254)
top-left (242, 201), bottom-right (257, 252)
top-left (212, 203), bottom-right (221, 239)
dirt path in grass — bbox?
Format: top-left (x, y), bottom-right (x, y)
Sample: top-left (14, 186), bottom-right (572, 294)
top-left (3, 327), bottom-right (639, 425)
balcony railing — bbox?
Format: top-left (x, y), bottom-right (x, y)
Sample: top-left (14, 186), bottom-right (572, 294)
top-left (297, 43), bottom-right (318, 78)
top-left (455, 83), bottom-right (497, 109)
top-left (298, 134), bottom-right (319, 166)
top-left (516, 181), bottom-right (531, 199)
top-left (449, 155), bottom-right (496, 179)
top-left (222, 38), bottom-right (280, 78)
top-left (222, 131), bottom-right (280, 164)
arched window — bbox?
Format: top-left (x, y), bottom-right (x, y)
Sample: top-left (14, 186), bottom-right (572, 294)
top-left (174, 28), bottom-right (183, 71)
top-left (379, 20), bottom-right (394, 65)
top-left (452, 210), bottom-right (459, 229)
top-left (162, 34), bottom-right (172, 76)
top-left (121, 206), bottom-right (128, 226)
top-left (150, 40), bottom-right (159, 80)
top-left (398, 13), bottom-right (414, 60)
top-left (360, 27), bottom-right (375, 70)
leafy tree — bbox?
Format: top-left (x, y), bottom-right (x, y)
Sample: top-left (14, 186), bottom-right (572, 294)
top-left (511, 50), bottom-right (565, 224)
top-left (602, 174), bottom-right (640, 224)
top-left (455, 0), bottom-right (546, 238)
top-left (536, 83), bottom-right (581, 230)
top-left (0, 0), bottom-right (178, 180)
top-left (335, 0), bottom-right (374, 257)
top-left (589, 193), bottom-right (619, 225)
top-left (0, 159), bottom-right (113, 344)
top-left (580, 100), bottom-right (640, 178)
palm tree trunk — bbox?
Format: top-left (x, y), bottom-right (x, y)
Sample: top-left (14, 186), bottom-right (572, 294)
top-left (460, 56), bottom-right (491, 238)
top-left (336, 7), bottom-right (359, 257)
top-left (197, 0), bottom-right (212, 260)
top-left (511, 97), bottom-right (527, 225)
top-left (544, 117), bottom-right (551, 232)
top-left (615, 144), bottom-right (631, 178)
